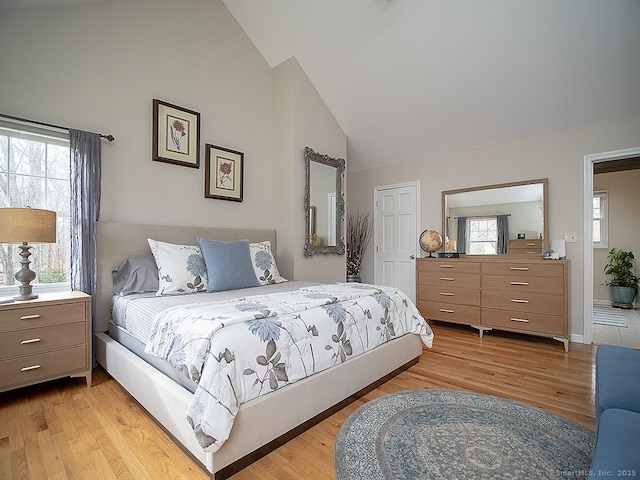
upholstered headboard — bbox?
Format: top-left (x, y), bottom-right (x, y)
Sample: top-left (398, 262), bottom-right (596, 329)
top-left (95, 222), bottom-right (277, 333)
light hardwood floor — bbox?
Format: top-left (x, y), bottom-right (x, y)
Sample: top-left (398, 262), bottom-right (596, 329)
top-left (0, 322), bottom-right (597, 480)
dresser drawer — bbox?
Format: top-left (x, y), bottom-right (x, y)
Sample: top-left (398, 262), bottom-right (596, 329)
top-left (508, 239), bottom-right (542, 255)
top-left (0, 302), bottom-right (87, 332)
top-left (418, 260), bottom-right (481, 274)
top-left (418, 270), bottom-right (481, 289)
top-left (418, 300), bottom-right (480, 325)
top-left (418, 285), bottom-right (480, 306)
top-left (482, 290), bottom-right (564, 315)
top-left (0, 345), bottom-right (87, 391)
top-left (1, 322), bottom-right (86, 360)
top-left (481, 308), bottom-right (566, 336)
top-left (481, 275), bottom-right (564, 294)
top-left (481, 262), bottom-right (564, 277)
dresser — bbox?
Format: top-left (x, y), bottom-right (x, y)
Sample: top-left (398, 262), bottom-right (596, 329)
top-left (417, 257), bottom-right (569, 351)
top-left (508, 239), bottom-right (543, 255)
top-left (0, 291), bottom-right (92, 393)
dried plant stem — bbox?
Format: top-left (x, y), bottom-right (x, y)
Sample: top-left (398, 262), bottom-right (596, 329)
top-left (347, 211), bottom-right (372, 276)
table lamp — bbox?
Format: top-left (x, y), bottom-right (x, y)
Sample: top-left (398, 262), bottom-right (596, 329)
top-left (0, 207), bottom-right (57, 301)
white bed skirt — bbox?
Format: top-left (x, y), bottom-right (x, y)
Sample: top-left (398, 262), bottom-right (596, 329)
top-left (95, 331), bottom-right (422, 478)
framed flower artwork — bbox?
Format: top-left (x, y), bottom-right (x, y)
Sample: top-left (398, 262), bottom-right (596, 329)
top-left (205, 143), bottom-right (244, 202)
top-left (152, 99), bottom-right (200, 168)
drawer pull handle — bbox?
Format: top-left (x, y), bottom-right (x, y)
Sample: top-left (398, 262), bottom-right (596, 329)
top-left (439, 309), bottom-right (454, 313)
top-left (20, 314), bottom-right (41, 320)
top-left (510, 299), bottom-right (529, 304)
top-left (21, 365), bottom-right (41, 372)
top-left (526, 251), bottom-right (536, 254)
top-left (510, 317), bottom-right (530, 323)
top-left (439, 292), bottom-right (454, 296)
top-left (510, 267), bottom-right (529, 271)
top-left (510, 282), bottom-right (529, 286)
top-left (526, 243), bottom-right (536, 246)
top-left (439, 265), bottom-right (454, 268)
top-left (20, 338), bottom-right (41, 345)
top-left (439, 277), bottom-right (454, 281)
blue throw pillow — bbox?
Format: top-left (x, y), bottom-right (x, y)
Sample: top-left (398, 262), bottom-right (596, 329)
top-left (197, 238), bottom-right (259, 292)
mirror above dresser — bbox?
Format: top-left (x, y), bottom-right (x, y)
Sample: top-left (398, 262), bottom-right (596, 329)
top-left (442, 178), bottom-right (549, 256)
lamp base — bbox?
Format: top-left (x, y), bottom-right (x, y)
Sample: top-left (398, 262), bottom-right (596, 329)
top-left (14, 290), bottom-right (38, 301)
top-left (14, 243), bottom-right (38, 301)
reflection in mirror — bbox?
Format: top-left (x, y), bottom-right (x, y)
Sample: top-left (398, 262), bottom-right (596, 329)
top-left (442, 178), bottom-right (548, 255)
top-left (304, 147), bottom-right (345, 256)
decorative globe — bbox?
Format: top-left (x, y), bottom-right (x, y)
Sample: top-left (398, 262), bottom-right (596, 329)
top-left (419, 230), bottom-right (443, 257)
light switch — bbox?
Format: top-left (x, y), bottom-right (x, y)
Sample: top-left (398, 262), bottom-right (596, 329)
top-left (564, 232), bottom-right (577, 243)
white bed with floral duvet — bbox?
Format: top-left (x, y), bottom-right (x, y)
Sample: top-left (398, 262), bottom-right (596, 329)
top-left (94, 222), bottom-right (433, 479)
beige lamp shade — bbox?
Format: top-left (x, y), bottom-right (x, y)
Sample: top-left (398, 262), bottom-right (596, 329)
top-left (0, 207), bottom-right (57, 244)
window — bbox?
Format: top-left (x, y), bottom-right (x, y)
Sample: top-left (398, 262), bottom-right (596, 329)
top-left (468, 217), bottom-right (497, 254)
top-left (0, 125), bottom-right (71, 292)
top-left (593, 191), bottom-right (608, 249)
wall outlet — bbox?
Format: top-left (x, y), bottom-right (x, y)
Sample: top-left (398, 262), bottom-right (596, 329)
top-left (564, 232), bottom-right (577, 243)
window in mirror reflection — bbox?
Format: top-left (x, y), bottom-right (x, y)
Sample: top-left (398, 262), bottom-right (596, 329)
top-left (468, 218), bottom-right (498, 254)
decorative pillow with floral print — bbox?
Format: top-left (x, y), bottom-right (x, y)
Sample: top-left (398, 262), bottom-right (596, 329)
top-left (249, 241), bottom-right (287, 285)
top-left (147, 238), bottom-right (207, 295)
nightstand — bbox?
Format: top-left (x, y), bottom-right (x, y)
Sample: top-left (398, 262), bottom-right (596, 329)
top-left (0, 291), bottom-right (92, 393)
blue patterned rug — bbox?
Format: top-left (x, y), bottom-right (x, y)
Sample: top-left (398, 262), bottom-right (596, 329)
top-left (334, 389), bottom-right (594, 479)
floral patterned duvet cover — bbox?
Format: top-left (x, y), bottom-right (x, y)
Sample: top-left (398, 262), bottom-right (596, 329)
top-left (144, 282), bottom-right (433, 452)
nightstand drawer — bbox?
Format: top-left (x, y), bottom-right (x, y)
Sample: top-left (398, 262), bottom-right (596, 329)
top-left (0, 302), bottom-right (87, 332)
top-left (0, 345), bottom-right (87, 390)
top-left (1, 322), bottom-right (86, 360)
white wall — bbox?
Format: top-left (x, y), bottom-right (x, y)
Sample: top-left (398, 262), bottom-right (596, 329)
top-left (0, 0), bottom-right (274, 228)
top-left (273, 58), bottom-right (346, 283)
top-left (593, 169), bottom-right (640, 304)
top-left (0, 0), bottom-right (347, 282)
top-left (348, 115), bottom-right (640, 339)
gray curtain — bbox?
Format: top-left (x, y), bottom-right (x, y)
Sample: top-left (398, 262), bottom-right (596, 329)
top-left (497, 214), bottom-right (509, 255)
top-left (69, 130), bottom-right (101, 305)
top-left (456, 217), bottom-right (467, 254)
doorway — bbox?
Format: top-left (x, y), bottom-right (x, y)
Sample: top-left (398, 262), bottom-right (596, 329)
top-left (373, 181), bottom-right (420, 303)
top-left (583, 147), bottom-right (640, 345)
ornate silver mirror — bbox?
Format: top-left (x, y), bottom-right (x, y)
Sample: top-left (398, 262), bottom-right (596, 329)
top-left (304, 146), bottom-right (345, 256)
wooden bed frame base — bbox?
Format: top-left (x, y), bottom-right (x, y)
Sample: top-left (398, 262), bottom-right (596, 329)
top-left (95, 331), bottom-right (422, 479)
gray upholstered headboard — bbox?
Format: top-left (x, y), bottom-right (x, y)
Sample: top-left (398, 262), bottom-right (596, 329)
top-left (95, 222), bottom-right (277, 333)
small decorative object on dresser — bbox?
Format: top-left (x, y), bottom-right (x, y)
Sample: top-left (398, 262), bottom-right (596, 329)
top-left (419, 229), bottom-right (443, 258)
top-left (416, 256), bottom-right (569, 351)
top-left (0, 291), bottom-right (92, 393)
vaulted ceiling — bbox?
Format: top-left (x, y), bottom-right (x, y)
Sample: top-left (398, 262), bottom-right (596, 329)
top-left (223, 0), bottom-right (640, 172)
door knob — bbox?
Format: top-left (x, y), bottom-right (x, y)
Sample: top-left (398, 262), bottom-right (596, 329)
top-left (410, 255), bottom-right (416, 259)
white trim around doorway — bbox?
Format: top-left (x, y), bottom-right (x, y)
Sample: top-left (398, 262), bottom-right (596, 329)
top-left (583, 146), bottom-right (640, 345)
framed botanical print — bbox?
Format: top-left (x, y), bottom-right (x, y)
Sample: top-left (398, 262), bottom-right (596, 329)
top-left (205, 143), bottom-right (244, 202)
top-left (152, 99), bottom-right (200, 168)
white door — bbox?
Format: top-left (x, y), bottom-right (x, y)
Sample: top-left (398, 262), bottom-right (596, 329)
top-left (374, 182), bottom-right (419, 302)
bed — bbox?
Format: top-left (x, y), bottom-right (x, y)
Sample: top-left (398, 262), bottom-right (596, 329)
top-left (93, 222), bottom-right (432, 479)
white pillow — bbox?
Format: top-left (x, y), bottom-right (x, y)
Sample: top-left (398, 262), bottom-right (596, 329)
top-left (147, 238), bottom-right (207, 295)
top-left (249, 241), bottom-right (287, 285)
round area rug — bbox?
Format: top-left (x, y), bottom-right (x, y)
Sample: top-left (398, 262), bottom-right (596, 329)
top-left (334, 389), bottom-right (594, 480)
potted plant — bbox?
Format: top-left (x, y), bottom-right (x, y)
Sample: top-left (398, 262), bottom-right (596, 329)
top-left (604, 248), bottom-right (639, 306)
top-left (346, 211), bottom-right (372, 282)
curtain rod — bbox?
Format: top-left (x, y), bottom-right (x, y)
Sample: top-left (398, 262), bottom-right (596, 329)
top-left (0, 113), bottom-right (114, 141)
top-left (450, 214), bottom-right (511, 219)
